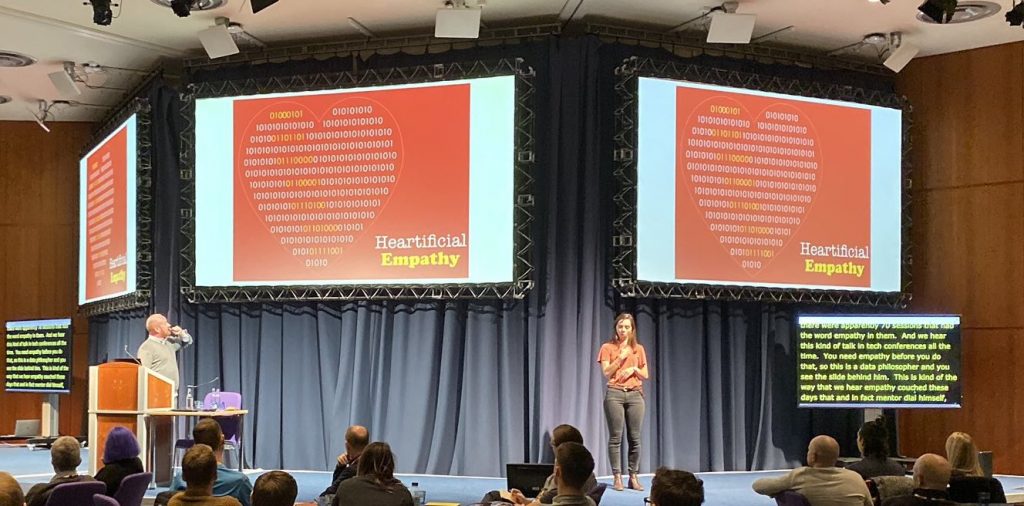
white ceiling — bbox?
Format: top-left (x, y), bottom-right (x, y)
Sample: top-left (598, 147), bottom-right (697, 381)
top-left (0, 0), bottom-right (1021, 122)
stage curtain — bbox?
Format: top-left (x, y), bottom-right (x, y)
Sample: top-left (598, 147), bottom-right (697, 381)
top-left (89, 36), bottom-right (874, 474)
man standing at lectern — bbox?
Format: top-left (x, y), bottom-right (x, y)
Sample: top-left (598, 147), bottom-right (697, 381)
top-left (138, 313), bottom-right (193, 389)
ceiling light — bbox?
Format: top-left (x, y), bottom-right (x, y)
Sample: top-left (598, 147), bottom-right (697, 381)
top-left (0, 96), bottom-right (11, 105)
top-left (89, 0), bottom-right (113, 26)
top-left (48, 62), bottom-right (82, 97)
top-left (707, 13), bottom-right (757, 43)
top-left (883, 40), bottom-right (920, 72)
top-left (198, 20), bottom-right (240, 59)
top-left (149, 0), bottom-right (224, 13)
top-left (1007, 0), bottom-right (1024, 25)
top-left (170, 0), bottom-right (193, 17)
top-left (918, 0), bottom-right (958, 23)
top-left (0, 51), bottom-right (36, 68)
top-left (435, 0), bottom-right (482, 39)
top-left (251, 0), bottom-right (280, 13)
top-left (917, 0), bottom-right (1000, 23)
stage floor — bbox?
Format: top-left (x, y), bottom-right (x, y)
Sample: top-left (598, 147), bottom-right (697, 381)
top-left (4, 446), bottom-right (1024, 505)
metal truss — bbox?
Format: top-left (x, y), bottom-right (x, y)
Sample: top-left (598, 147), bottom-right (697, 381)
top-left (612, 56), bottom-right (912, 307)
top-left (79, 98), bottom-right (154, 316)
top-left (179, 58), bottom-right (535, 303)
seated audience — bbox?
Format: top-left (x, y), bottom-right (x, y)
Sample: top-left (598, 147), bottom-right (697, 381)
top-left (480, 424), bottom-right (598, 505)
top-left (944, 432), bottom-right (1005, 503)
top-left (0, 471), bottom-right (25, 506)
top-left (647, 467), bottom-right (704, 506)
top-left (334, 442), bottom-right (413, 506)
top-left (551, 442), bottom-right (596, 506)
top-left (95, 426), bottom-right (145, 496)
top-left (882, 454), bottom-right (954, 506)
top-left (170, 418), bottom-right (254, 506)
top-left (752, 435), bottom-right (872, 506)
top-left (847, 416), bottom-right (905, 480)
top-left (251, 471), bottom-right (298, 506)
top-left (25, 436), bottom-right (95, 506)
top-left (169, 445), bottom-right (241, 506)
top-left (317, 425), bottom-right (369, 504)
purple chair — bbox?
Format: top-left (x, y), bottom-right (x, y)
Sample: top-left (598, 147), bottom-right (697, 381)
top-left (204, 391), bottom-right (243, 468)
top-left (774, 490), bottom-right (811, 506)
top-left (93, 494), bottom-right (120, 506)
top-left (44, 481), bottom-right (106, 506)
top-left (113, 472), bottom-right (151, 506)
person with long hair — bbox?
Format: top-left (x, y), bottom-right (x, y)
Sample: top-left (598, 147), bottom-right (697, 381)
top-left (944, 431), bottom-right (1005, 503)
top-left (944, 432), bottom-right (982, 477)
top-left (334, 442), bottom-right (413, 506)
top-left (846, 416), bottom-right (904, 479)
top-left (597, 312), bottom-right (649, 491)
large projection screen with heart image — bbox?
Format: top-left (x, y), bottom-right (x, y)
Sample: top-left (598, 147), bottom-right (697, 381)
top-left (634, 77), bottom-right (903, 294)
top-left (193, 76), bottom-right (516, 289)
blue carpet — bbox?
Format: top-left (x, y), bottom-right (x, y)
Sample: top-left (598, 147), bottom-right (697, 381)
top-left (5, 447), bottom-right (1024, 505)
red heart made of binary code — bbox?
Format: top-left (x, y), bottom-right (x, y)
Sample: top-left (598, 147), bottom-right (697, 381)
top-left (236, 97), bottom-right (404, 269)
top-left (680, 97), bottom-right (821, 275)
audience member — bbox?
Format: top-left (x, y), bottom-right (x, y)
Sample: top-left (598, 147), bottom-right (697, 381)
top-left (95, 426), bottom-right (145, 496)
top-left (752, 435), bottom-right (872, 506)
top-left (480, 424), bottom-right (598, 505)
top-left (944, 432), bottom-right (982, 477)
top-left (169, 445), bottom-right (242, 506)
top-left (334, 442), bottom-right (413, 506)
top-left (882, 454), bottom-right (954, 506)
top-left (170, 418), bottom-right (253, 506)
top-left (648, 467), bottom-right (704, 506)
top-left (0, 472), bottom-right (25, 506)
top-left (24, 436), bottom-right (95, 506)
top-left (944, 432), bottom-right (1005, 503)
top-left (847, 416), bottom-right (905, 480)
top-left (252, 471), bottom-right (298, 506)
top-left (551, 442), bottom-right (596, 506)
top-left (317, 425), bottom-right (369, 504)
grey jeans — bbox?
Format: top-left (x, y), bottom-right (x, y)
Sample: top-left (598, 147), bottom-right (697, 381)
top-left (604, 387), bottom-right (645, 474)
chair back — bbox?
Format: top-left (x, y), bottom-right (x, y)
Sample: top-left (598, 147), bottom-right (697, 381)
top-left (202, 391), bottom-right (242, 445)
top-left (45, 481), bottom-right (107, 506)
top-left (93, 494), bottom-right (120, 506)
top-left (587, 482), bottom-right (608, 505)
top-left (948, 475), bottom-right (1006, 503)
top-left (113, 472), bottom-right (152, 506)
top-left (774, 490), bottom-right (811, 506)
top-left (872, 475), bottom-right (913, 503)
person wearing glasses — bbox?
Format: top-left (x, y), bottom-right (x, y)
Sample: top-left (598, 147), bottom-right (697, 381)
top-left (597, 312), bottom-right (649, 492)
top-left (643, 468), bottom-right (704, 506)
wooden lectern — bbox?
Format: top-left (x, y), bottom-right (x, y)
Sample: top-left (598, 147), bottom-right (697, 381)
top-left (88, 362), bottom-right (175, 483)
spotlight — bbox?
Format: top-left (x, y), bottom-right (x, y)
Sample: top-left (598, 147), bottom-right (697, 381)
top-left (1007, 1), bottom-right (1024, 25)
top-left (918, 0), bottom-right (957, 23)
top-left (170, 0), bottom-right (193, 17)
top-left (89, 0), bottom-right (112, 25)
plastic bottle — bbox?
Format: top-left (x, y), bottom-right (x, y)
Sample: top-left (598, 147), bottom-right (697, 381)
top-left (211, 388), bottom-right (221, 412)
top-left (409, 482), bottom-right (425, 506)
top-left (185, 388), bottom-right (194, 410)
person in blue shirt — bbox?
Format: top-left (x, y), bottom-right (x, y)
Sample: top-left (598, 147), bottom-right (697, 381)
top-left (169, 418), bottom-right (253, 506)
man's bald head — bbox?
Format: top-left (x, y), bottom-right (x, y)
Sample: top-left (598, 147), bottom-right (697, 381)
top-left (807, 435), bottom-right (840, 468)
top-left (913, 453), bottom-right (952, 491)
top-left (345, 425), bottom-right (369, 454)
top-left (146, 314), bottom-right (170, 337)
top-left (0, 472), bottom-right (24, 506)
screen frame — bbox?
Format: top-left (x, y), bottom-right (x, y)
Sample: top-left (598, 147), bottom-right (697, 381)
top-left (4, 318), bottom-right (74, 394)
top-left (794, 313), bottom-right (962, 409)
top-left (179, 58), bottom-right (536, 302)
top-left (77, 98), bottom-right (153, 316)
top-left (612, 56), bottom-right (912, 307)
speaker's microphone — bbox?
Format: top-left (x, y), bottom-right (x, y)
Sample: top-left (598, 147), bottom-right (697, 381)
top-left (123, 344), bottom-right (142, 365)
top-left (186, 376), bottom-right (220, 389)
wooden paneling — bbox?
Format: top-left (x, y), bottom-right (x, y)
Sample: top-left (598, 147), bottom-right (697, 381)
top-left (0, 121), bottom-right (94, 437)
top-left (898, 42), bottom-right (1024, 475)
top-left (898, 43), bottom-right (1024, 190)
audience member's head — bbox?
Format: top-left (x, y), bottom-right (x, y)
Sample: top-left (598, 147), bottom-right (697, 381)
top-left (913, 453), bottom-right (952, 492)
top-left (51, 436), bottom-right (82, 473)
top-left (357, 442), bottom-right (399, 490)
top-left (251, 471), bottom-right (298, 506)
top-left (345, 425), bottom-right (370, 456)
top-left (554, 442), bottom-right (595, 492)
top-left (182, 444), bottom-right (218, 492)
top-left (945, 431), bottom-right (982, 477)
top-left (193, 418), bottom-right (225, 454)
top-left (103, 426), bottom-right (141, 464)
top-left (649, 467), bottom-right (704, 506)
top-left (551, 424), bottom-right (584, 447)
top-left (857, 415), bottom-right (890, 459)
top-left (806, 435), bottom-right (840, 468)
top-left (0, 471), bottom-right (24, 506)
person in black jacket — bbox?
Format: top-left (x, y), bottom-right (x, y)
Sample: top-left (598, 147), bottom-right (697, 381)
top-left (333, 442), bottom-right (413, 506)
top-left (882, 454), bottom-right (955, 506)
top-left (24, 436), bottom-right (96, 506)
top-left (316, 425), bottom-right (369, 505)
top-left (95, 426), bottom-right (145, 496)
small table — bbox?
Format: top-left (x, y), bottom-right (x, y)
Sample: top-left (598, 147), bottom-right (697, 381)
top-left (145, 408), bottom-right (249, 480)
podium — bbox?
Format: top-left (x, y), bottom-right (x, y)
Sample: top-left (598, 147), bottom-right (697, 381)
top-left (88, 362), bottom-right (175, 483)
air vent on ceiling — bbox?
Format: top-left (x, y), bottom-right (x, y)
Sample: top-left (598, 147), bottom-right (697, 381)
top-left (0, 51), bottom-right (36, 68)
top-left (149, 0), bottom-right (226, 11)
top-left (917, 1), bottom-right (1001, 24)
top-left (0, 96), bottom-right (11, 105)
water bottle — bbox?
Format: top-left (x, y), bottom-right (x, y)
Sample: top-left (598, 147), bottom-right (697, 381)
top-left (185, 387), bottom-right (194, 410)
top-left (211, 388), bottom-right (221, 412)
top-left (409, 482), bottom-right (425, 506)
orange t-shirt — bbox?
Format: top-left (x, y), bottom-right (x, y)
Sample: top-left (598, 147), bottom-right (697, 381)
top-left (597, 341), bottom-right (648, 391)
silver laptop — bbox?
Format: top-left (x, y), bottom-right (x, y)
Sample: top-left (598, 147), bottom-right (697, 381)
top-left (12, 419), bottom-right (41, 437)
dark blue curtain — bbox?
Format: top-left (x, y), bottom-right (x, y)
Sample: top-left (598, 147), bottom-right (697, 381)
top-left (89, 36), bottom-right (879, 475)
